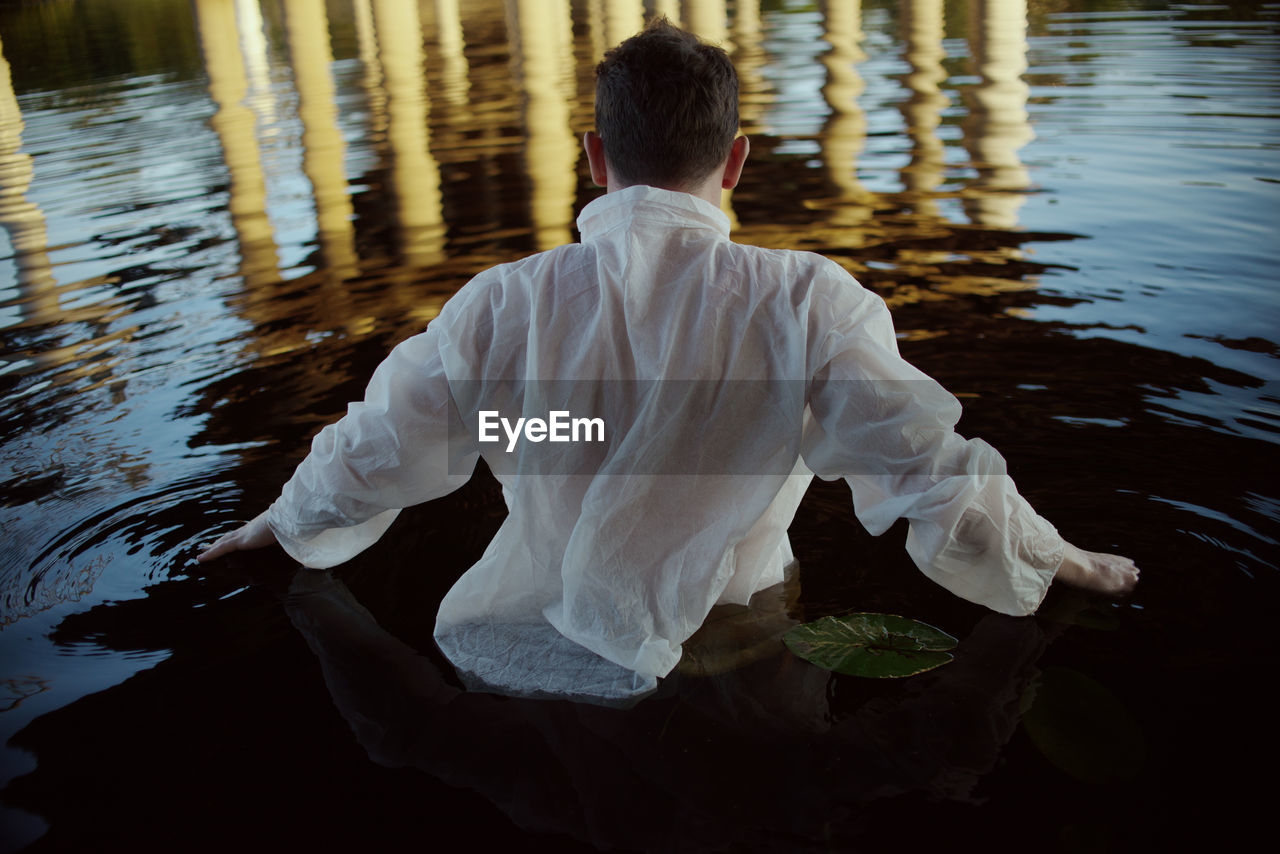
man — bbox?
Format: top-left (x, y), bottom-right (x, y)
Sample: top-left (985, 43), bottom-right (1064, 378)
top-left (198, 19), bottom-right (1137, 706)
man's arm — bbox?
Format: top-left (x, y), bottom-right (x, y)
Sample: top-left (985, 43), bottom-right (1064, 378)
top-left (195, 321), bottom-right (478, 569)
top-left (803, 279), bottom-right (1139, 612)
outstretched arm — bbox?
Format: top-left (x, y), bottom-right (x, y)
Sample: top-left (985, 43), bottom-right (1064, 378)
top-left (196, 511), bottom-right (277, 563)
top-left (803, 269), bottom-right (1141, 615)
top-left (1054, 542), bottom-right (1139, 597)
top-left (195, 318), bottom-right (480, 570)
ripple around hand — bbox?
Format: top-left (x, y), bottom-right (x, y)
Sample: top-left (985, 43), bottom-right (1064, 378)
top-left (1, 474), bottom-right (243, 625)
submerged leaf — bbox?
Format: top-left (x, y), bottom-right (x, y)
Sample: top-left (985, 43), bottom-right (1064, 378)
top-left (1020, 666), bottom-right (1145, 784)
top-left (783, 613), bottom-right (958, 678)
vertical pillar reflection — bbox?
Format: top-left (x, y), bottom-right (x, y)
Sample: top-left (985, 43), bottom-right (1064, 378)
top-left (353, 0), bottom-right (387, 138)
top-left (684, 0), bottom-right (725, 46)
top-left (194, 0), bottom-right (279, 286)
top-left (234, 0), bottom-right (276, 130)
top-left (371, 0), bottom-right (445, 267)
top-left (653, 0), bottom-right (681, 26)
top-left (732, 0), bottom-right (767, 134)
top-left (587, 0), bottom-right (607, 61)
top-left (604, 0), bottom-right (644, 51)
top-left (734, 0), bottom-right (760, 34)
top-left (509, 0), bottom-right (578, 251)
top-left (433, 0), bottom-right (472, 113)
top-left (819, 0), bottom-right (872, 223)
top-left (0, 33), bottom-right (58, 324)
top-left (283, 0), bottom-right (358, 280)
top-left (900, 0), bottom-right (948, 216)
top-left (963, 0), bottom-right (1033, 228)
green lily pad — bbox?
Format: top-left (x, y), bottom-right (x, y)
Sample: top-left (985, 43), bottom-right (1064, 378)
top-left (783, 613), bottom-right (958, 678)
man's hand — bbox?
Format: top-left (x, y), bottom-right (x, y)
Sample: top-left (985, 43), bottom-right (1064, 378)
top-left (1054, 542), bottom-right (1140, 597)
top-left (197, 511), bottom-right (278, 563)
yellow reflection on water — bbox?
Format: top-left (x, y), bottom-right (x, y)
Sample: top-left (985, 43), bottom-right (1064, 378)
top-left (508, 0), bottom-right (578, 251)
top-left (194, 0), bottom-right (279, 286)
top-left (602, 0), bottom-right (644, 55)
top-left (963, 0), bottom-right (1033, 229)
top-left (733, 0), bottom-right (767, 133)
top-left (0, 33), bottom-right (57, 325)
top-left (685, 0), bottom-right (727, 47)
top-left (283, 0), bottom-right (358, 281)
top-left (234, 0), bottom-right (275, 131)
top-left (372, 0), bottom-right (445, 268)
top-left (900, 0), bottom-right (949, 218)
top-left (430, 0), bottom-right (472, 112)
top-left (654, 0), bottom-right (681, 27)
top-left (50, 0), bottom-right (1046, 325)
top-left (170, 0), bottom-right (1040, 286)
top-left (353, 0), bottom-right (386, 137)
top-left (818, 0), bottom-right (872, 226)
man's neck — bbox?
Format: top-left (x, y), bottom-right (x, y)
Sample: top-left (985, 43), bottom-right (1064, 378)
top-left (607, 177), bottom-right (722, 209)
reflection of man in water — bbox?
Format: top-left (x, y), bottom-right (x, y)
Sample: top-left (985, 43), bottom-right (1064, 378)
top-left (197, 19), bottom-right (1137, 706)
top-left (279, 566), bottom-right (1067, 851)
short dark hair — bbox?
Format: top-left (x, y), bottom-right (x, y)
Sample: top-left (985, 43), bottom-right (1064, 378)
top-left (593, 17), bottom-right (739, 189)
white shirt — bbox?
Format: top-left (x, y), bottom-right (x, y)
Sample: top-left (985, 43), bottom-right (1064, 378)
top-left (267, 185), bottom-right (1065, 706)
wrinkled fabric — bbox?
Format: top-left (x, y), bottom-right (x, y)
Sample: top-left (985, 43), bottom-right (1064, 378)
top-left (267, 185), bottom-right (1064, 705)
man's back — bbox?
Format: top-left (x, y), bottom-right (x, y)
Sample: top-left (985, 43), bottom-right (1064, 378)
top-left (432, 185), bottom-right (863, 704)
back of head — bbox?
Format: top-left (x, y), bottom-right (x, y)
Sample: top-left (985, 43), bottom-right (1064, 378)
top-left (594, 17), bottom-right (740, 190)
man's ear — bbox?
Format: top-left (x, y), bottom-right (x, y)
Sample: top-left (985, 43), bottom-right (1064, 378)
top-left (584, 131), bottom-right (609, 188)
top-left (721, 135), bottom-right (750, 190)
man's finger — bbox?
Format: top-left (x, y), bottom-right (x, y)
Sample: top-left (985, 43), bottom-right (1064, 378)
top-left (197, 535), bottom-right (234, 563)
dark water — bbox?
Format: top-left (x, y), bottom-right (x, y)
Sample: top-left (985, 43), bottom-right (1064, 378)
top-left (1, 0), bottom-right (1277, 850)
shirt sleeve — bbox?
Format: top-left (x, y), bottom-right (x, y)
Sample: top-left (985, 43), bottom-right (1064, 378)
top-left (266, 325), bottom-right (479, 568)
top-left (801, 291), bottom-right (1064, 616)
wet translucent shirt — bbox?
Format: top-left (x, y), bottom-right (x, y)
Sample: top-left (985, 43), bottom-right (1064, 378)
top-left (266, 186), bottom-right (1065, 705)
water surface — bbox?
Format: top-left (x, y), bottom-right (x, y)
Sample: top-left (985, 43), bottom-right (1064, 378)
top-left (1, 0), bottom-right (1277, 850)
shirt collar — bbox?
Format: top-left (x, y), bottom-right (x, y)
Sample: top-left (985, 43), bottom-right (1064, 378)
top-left (577, 185), bottom-right (732, 242)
